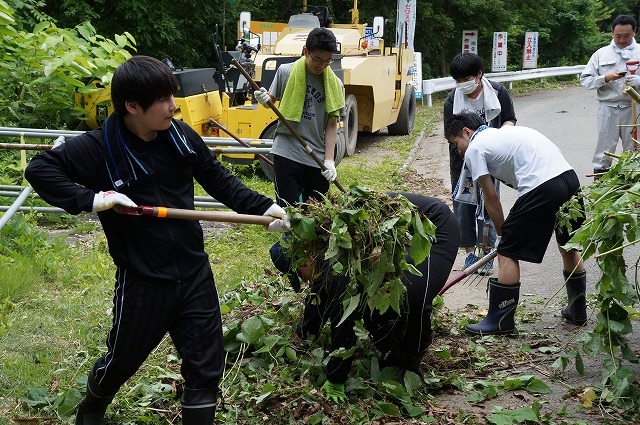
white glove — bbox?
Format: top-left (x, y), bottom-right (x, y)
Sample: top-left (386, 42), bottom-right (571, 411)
top-left (321, 159), bottom-right (337, 182)
top-left (92, 190), bottom-right (137, 212)
top-left (263, 203), bottom-right (291, 232)
top-left (52, 136), bottom-right (65, 149)
top-left (494, 235), bottom-right (502, 249)
top-left (254, 87), bottom-right (271, 106)
top-left (626, 75), bottom-right (640, 86)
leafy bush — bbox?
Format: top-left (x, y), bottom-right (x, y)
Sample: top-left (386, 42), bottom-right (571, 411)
top-left (0, 0), bottom-right (135, 129)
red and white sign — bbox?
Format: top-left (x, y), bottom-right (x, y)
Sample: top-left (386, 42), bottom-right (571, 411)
top-left (492, 32), bottom-right (508, 72)
top-left (462, 30), bottom-right (478, 54)
top-left (522, 31), bottom-right (539, 69)
top-left (396, 0), bottom-right (416, 49)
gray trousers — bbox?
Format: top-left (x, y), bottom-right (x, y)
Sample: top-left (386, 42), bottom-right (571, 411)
top-left (593, 103), bottom-right (634, 170)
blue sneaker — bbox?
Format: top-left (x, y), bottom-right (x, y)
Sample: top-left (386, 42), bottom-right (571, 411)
top-left (463, 252), bottom-right (479, 269)
top-left (477, 257), bottom-right (494, 275)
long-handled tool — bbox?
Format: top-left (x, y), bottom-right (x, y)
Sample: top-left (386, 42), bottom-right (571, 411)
top-left (627, 60), bottom-right (640, 149)
top-left (208, 118), bottom-right (273, 166)
top-left (438, 249), bottom-right (498, 295)
top-left (113, 205), bottom-right (274, 226)
top-left (230, 58), bottom-right (347, 193)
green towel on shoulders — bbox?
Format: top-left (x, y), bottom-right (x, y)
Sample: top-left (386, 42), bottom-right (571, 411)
top-left (280, 57), bottom-right (345, 122)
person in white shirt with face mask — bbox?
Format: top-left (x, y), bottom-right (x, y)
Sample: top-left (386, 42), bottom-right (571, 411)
top-left (443, 53), bottom-right (517, 276)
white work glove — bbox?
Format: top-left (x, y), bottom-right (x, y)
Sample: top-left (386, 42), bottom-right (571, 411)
top-left (254, 87), bottom-right (271, 106)
top-left (92, 190), bottom-right (137, 213)
top-left (494, 235), bottom-right (502, 249)
top-left (263, 203), bottom-right (291, 232)
top-left (52, 136), bottom-right (65, 149)
top-left (321, 159), bottom-right (337, 182)
top-left (626, 75), bottom-right (640, 86)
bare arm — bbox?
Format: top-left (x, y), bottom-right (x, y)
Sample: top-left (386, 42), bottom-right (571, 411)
top-left (324, 117), bottom-right (338, 161)
top-left (477, 174), bottom-right (504, 235)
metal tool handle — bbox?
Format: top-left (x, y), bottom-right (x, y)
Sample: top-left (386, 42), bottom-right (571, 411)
top-left (438, 249), bottom-right (498, 295)
top-left (208, 118), bottom-right (274, 166)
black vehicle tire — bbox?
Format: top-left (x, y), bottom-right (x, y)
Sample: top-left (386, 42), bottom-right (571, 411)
top-left (344, 94), bottom-right (359, 156)
top-left (387, 84), bottom-right (416, 136)
top-left (259, 122), bottom-right (345, 182)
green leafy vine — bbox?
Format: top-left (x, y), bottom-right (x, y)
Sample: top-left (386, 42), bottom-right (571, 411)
top-left (559, 150), bottom-right (640, 407)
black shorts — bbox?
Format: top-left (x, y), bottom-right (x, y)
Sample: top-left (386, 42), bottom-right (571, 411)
top-left (498, 170), bottom-right (583, 263)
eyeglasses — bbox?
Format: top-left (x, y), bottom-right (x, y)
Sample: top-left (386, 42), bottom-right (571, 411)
top-left (310, 55), bottom-right (333, 66)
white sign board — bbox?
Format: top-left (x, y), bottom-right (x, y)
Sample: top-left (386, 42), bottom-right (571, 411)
top-left (462, 30), bottom-right (478, 54)
top-left (411, 52), bottom-right (423, 99)
top-left (492, 32), bottom-right (508, 72)
top-left (364, 27), bottom-right (380, 49)
top-left (522, 31), bottom-right (539, 69)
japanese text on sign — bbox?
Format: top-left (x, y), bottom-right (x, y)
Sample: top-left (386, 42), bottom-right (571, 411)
top-left (492, 32), bottom-right (508, 72)
top-left (522, 31), bottom-right (539, 69)
top-left (462, 30), bottom-right (478, 54)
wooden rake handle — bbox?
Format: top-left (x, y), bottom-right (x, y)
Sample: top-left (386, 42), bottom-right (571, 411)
top-left (230, 58), bottom-right (347, 193)
top-left (208, 118), bottom-right (273, 166)
top-left (113, 205), bottom-right (274, 226)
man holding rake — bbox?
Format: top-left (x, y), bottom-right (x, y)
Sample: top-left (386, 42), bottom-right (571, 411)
top-left (445, 113), bottom-right (587, 336)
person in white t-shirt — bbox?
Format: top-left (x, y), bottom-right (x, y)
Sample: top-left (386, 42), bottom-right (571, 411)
top-left (445, 112), bottom-right (587, 336)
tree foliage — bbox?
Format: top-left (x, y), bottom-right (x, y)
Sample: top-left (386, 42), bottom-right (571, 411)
top-left (25, 0), bottom-right (624, 77)
top-left (0, 0), bottom-right (134, 129)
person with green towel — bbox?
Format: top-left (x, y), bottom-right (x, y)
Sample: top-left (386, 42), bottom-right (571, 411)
top-left (254, 27), bottom-right (345, 206)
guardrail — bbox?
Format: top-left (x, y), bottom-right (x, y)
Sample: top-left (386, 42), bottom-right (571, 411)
top-left (0, 128), bottom-right (272, 229)
top-left (422, 65), bottom-right (586, 107)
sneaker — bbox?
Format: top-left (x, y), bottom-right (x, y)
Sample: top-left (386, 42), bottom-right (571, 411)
top-left (463, 252), bottom-right (479, 269)
top-left (477, 258), bottom-right (494, 275)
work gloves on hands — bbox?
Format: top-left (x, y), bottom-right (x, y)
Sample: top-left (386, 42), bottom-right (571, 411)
top-left (626, 75), bottom-right (640, 86)
top-left (254, 87), bottom-right (272, 106)
top-left (321, 159), bottom-right (337, 182)
top-left (263, 203), bottom-right (291, 232)
top-left (52, 136), bottom-right (65, 149)
top-left (92, 190), bottom-right (137, 213)
top-left (321, 380), bottom-right (346, 403)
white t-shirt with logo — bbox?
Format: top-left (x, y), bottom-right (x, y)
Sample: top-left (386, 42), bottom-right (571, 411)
top-left (464, 126), bottom-right (572, 196)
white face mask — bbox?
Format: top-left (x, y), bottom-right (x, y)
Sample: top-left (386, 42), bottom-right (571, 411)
top-left (456, 79), bottom-right (478, 95)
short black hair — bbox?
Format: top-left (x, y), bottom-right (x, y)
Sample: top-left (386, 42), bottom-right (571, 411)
top-left (445, 113), bottom-right (485, 140)
top-left (450, 53), bottom-right (484, 80)
top-left (111, 55), bottom-right (178, 116)
top-left (612, 15), bottom-right (637, 31)
top-left (306, 27), bottom-right (337, 53)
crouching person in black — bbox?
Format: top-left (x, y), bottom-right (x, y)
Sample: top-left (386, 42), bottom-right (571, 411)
top-left (270, 193), bottom-right (459, 399)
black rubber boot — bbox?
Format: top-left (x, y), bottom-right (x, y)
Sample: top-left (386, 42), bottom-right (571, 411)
top-left (181, 387), bottom-right (217, 425)
top-left (561, 270), bottom-right (587, 325)
top-left (466, 278), bottom-right (520, 335)
top-left (75, 372), bottom-right (115, 425)
top-left (396, 352), bottom-right (426, 384)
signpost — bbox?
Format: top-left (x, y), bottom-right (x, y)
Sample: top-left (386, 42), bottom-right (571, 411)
top-left (522, 31), bottom-right (539, 69)
top-left (462, 30), bottom-right (478, 54)
top-left (492, 32), bottom-right (508, 72)
top-left (412, 52), bottom-right (423, 104)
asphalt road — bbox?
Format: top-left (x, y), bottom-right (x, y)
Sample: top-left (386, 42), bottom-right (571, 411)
top-left (414, 84), bottom-right (611, 310)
